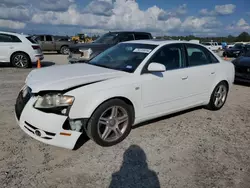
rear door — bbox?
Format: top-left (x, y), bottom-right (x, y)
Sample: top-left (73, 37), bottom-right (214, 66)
top-left (43, 35), bottom-right (55, 51)
top-left (182, 43), bottom-right (219, 102)
top-left (0, 33), bottom-right (22, 62)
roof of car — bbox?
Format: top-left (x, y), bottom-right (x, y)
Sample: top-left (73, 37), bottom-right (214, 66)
top-left (109, 31), bottom-right (152, 34)
top-left (0, 31), bottom-right (28, 37)
top-left (122, 39), bottom-right (200, 46)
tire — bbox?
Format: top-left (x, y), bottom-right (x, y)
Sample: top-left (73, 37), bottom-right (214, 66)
top-left (11, 52), bottom-right (31, 68)
top-left (206, 81), bottom-right (228, 111)
top-left (222, 52), bottom-right (226, 57)
top-left (86, 99), bottom-right (134, 147)
top-left (60, 46), bottom-right (69, 55)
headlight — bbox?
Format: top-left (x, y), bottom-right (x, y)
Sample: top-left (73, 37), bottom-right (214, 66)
top-left (80, 48), bottom-right (92, 59)
top-left (34, 93), bottom-right (74, 109)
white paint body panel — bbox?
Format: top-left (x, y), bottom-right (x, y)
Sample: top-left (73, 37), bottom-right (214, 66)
top-left (15, 40), bottom-right (235, 149)
top-left (0, 31), bottom-right (43, 63)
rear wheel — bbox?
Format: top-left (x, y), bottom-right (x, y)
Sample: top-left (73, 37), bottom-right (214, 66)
top-left (206, 82), bottom-right (228, 111)
top-left (86, 99), bottom-right (134, 147)
top-left (11, 52), bottom-right (31, 68)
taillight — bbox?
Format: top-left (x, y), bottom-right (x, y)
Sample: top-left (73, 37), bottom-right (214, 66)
top-left (32, 45), bottom-right (40, 50)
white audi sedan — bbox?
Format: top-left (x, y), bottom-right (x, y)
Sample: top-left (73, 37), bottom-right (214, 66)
top-left (15, 40), bottom-right (235, 149)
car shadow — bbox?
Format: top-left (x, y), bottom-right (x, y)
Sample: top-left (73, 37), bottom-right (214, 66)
top-left (133, 106), bottom-right (202, 129)
top-left (73, 130), bottom-right (90, 150)
top-left (73, 106), bottom-right (203, 150)
top-left (0, 61), bottom-right (55, 68)
top-left (31, 61), bottom-right (55, 68)
top-left (234, 81), bottom-right (250, 87)
top-left (109, 144), bottom-right (160, 188)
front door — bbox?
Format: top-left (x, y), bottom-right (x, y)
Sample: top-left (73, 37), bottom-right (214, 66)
top-left (140, 43), bottom-right (191, 117)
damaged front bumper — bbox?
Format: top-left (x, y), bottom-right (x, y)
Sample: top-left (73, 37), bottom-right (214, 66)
top-left (14, 88), bottom-right (88, 149)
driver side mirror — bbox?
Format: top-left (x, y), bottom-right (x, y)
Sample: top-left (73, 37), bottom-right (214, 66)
top-left (147, 62), bottom-right (166, 72)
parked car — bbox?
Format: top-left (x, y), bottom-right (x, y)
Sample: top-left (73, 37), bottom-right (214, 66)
top-left (223, 43), bottom-right (246, 57)
top-left (232, 46), bottom-right (250, 83)
top-left (14, 40), bottom-right (235, 149)
top-left (201, 42), bottom-right (221, 51)
top-left (33, 34), bottom-right (75, 55)
top-left (0, 31), bottom-right (43, 68)
top-left (67, 31), bottom-right (153, 64)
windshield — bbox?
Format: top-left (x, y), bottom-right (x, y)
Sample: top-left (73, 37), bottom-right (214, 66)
top-left (87, 43), bottom-right (157, 73)
top-left (93, 33), bottom-right (118, 44)
top-left (234, 43), bottom-right (243, 49)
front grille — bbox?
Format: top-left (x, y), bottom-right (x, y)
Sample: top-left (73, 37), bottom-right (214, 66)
top-left (25, 121), bottom-right (56, 136)
top-left (15, 87), bottom-right (32, 120)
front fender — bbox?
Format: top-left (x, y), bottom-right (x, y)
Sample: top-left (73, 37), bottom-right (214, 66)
top-left (67, 84), bottom-right (141, 119)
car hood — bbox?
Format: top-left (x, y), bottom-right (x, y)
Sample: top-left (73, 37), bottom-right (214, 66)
top-left (26, 63), bottom-right (129, 93)
top-left (236, 57), bottom-right (250, 66)
top-left (226, 48), bottom-right (240, 52)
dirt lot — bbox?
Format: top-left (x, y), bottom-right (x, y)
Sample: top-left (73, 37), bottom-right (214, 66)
top-left (0, 54), bottom-right (249, 188)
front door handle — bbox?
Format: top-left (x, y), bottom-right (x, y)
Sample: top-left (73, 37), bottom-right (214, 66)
top-left (181, 76), bottom-right (188, 80)
top-left (211, 72), bottom-right (215, 74)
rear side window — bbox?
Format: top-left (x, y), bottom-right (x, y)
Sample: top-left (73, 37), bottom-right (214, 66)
top-left (26, 36), bottom-right (38, 44)
top-left (185, 43), bottom-right (219, 67)
top-left (134, 34), bottom-right (151, 40)
top-left (0, 34), bottom-right (22, 43)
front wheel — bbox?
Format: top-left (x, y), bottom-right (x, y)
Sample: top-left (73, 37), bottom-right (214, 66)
top-left (60, 46), bottom-right (69, 55)
top-left (206, 82), bottom-right (228, 111)
top-left (86, 99), bottom-right (134, 147)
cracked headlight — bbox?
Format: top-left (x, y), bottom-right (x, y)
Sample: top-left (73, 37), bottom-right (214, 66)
top-left (34, 93), bottom-right (74, 109)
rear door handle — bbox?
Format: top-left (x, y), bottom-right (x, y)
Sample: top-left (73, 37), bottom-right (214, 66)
top-left (181, 76), bottom-right (188, 80)
top-left (211, 72), bottom-right (215, 74)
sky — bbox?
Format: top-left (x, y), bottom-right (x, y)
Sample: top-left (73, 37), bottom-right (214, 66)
top-left (0, 0), bottom-right (249, 37)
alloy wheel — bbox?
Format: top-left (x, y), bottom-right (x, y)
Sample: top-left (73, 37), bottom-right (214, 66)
top-left (97, 106), bottom-right (129, 142)
top-left (213, 84), bottom-right (227, 108)
top-left (13, 54), bottom-right (28, 68)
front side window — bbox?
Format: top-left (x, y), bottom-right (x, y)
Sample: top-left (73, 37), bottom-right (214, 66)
top-left (149, 44), bottom-right (184, 70)
top-left (45, 35), bottom-right (52, 41)
top-left (234, 43), bottom-right (243, 49)
top-left (119, 34), bottom-right (134, 42)
top-left (186, 44), bottom-right (215, 67)
top-left (87, 43), bottom-right (157, 73)
top-left (35, 36), bottom-right (44, 41)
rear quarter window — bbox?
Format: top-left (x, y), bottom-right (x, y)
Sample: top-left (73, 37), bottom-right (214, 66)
top-left (26, 36), bottom-right (38, 44)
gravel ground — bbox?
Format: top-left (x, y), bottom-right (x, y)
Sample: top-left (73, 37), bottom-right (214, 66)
top-left (0, 54), bottom-right (249, 188)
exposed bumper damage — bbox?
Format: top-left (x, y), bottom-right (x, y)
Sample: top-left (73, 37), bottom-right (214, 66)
top-left (14, 86), bottom-right (88, 149)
